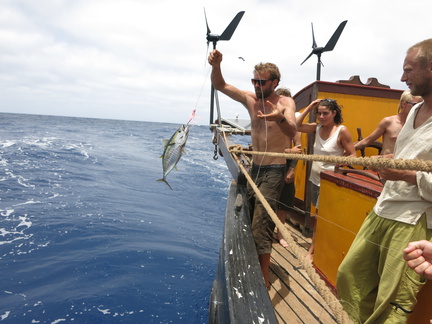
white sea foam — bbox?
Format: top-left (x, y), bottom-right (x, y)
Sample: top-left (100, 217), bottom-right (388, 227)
top-left (14, 200), bottom-right (40, 206)
top-left (1, 209), bottom-right (14, 217)
top-left (97, 308), bottom-right (111, 315)
top-left (0, 140), bottom-right (16, 148)
top-left (0, 311), bottom-right (10, 320)
top-left (51, 319), bottom-right (66, 324)
top-left (17, 216), bottom-right (32, 230)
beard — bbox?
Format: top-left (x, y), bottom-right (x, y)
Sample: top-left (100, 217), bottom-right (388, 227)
top-left (409, 70), bottom-right (432, 97)
top-left (410, 83), bottom-right (426, 97)
top-left (255, 87), bottom-right (272, 99)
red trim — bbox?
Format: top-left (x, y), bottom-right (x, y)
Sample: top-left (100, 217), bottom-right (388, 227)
top-left (321, 171), bottom-right (383, 199)
top-left (313, 264), bottom-right (338, 296)
top-left (293, 80), bottom-right (403, 110)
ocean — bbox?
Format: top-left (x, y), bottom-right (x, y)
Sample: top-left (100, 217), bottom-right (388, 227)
top-left (0, 113), bottom-right (236, 324)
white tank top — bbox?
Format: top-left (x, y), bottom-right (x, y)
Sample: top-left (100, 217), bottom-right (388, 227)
top-left (309, 123), bottom-right (345, 186)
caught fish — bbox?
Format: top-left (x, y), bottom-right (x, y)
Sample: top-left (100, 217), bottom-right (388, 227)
top-left (158, 110), bottom-right (195, 189)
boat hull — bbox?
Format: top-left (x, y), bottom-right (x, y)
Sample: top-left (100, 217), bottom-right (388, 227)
top-left (209, 181), bottom-right (277, 324)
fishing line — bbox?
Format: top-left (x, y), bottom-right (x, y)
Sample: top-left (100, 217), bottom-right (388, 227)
top-left (195, 67), bottom-right (211, 110)
top-left (190, 66), bottom-right (212, 126)
top-left (237, 57), bottom-right (270, 183)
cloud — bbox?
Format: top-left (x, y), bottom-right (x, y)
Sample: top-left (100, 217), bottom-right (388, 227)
top-left (0, 0), bottom-right (431, 123)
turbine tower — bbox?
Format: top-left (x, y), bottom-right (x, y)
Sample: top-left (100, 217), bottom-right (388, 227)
top-left (204, 9), bottom-right (245, 125)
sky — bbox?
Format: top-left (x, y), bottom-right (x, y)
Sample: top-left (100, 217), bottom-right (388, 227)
top-left (1, 0), bottom-right (432, 125)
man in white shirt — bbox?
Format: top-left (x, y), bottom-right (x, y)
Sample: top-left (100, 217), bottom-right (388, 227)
top-left (337, 38), bottom-right (432, 324)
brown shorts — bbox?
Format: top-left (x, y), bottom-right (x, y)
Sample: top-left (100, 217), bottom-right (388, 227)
top-left (278, 182), bottom-right (295, 210)
top-left (247, 164), bottom-right (285, 255)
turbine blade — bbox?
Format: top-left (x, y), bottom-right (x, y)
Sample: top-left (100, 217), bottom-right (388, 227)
top-left (301, 52), bottom-right (314, 65)
top-left (219, 11), bottom-right (245, 41)
top-left (323, 20), bottom-right (347, 52)
top-left (311, 23), bottom-right (317, 48)
top-left (204, 7), bottom-right (211, 35)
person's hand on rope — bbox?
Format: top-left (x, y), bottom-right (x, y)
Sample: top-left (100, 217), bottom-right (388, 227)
top-left (285, 145), bottom-right (302, 154)
top-left (376, 168), bottom-right (417, 184)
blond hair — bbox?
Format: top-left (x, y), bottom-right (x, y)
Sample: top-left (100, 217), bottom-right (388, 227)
top-left (408, 38), bottom-right (432, 67)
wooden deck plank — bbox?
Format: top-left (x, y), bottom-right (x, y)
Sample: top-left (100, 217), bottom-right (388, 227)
top-left (269, 222), bottom-right (338, 324)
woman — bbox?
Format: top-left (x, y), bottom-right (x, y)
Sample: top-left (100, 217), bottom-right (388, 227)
top-left (296, 98), bottom-right (356, 261)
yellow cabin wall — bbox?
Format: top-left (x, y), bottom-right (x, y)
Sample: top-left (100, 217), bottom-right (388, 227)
top-left (313, 179), bottom-right (375, 284)
top-left (314, 177), bottom-right (432, 324)
top-left (294, 132), bottom-right (309, 202)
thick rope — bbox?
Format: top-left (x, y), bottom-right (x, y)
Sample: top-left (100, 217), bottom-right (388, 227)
top-left (229, 146), bottom-right (432, 172)
top-left (230, 152), bottom-right (353, 324)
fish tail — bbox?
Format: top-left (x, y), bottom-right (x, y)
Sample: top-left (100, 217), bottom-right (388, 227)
top-left (157, 178), bottom-right (173, 190)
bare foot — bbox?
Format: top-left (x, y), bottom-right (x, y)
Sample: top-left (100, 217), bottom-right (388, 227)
top-left (305, 252), bottom-right (314, 263)
top-left (306, 240), bottom-right (315, 263)
top-left (277, 231), bottom-right (288, 248)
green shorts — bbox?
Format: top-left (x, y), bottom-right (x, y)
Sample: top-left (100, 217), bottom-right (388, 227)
top-left (247, 164), bottom-right (285, 255)
top-left (337, 211), bottom-right (432, 324)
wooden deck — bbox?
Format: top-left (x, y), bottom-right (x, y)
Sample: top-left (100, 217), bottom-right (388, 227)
top-left (269, 220), bottom-right (338, 324)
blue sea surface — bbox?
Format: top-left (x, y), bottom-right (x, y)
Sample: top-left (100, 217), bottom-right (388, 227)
top-left (0, 113), bottom-right (235, 323)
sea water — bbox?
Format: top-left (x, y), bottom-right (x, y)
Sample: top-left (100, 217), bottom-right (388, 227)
top-left (0, 113), bottom-right (235, 323)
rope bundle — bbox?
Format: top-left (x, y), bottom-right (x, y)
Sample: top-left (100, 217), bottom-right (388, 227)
top-left (229, 145), bottom-right (432, 172)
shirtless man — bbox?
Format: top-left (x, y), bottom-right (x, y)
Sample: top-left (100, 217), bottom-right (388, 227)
top-left (354, 90), bottom-right (422, 155)
top-left (208, 49), bottom-right (296, 288)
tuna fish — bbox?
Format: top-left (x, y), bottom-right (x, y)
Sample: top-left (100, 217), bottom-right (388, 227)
top-left (157, 124), bottom-right (190, 189)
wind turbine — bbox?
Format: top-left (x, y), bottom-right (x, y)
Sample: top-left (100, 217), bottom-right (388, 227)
top-left (205, 9), bottom-right (245, 51)
top-left (204, 9), bottom-right (245, 125)
top-left (301, 20), bottom-right (347, 81)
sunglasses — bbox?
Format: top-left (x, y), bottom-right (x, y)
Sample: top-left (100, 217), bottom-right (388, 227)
top-left (251, 79), bottom-right (272, 86)
top-left (321, 98), bottom-right (337, 104)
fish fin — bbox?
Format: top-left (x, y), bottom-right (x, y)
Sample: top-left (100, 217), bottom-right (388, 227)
top-left (162, 139), bottom-right (168, 145)
top-left (157, 178), bottom-right (173, 190)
